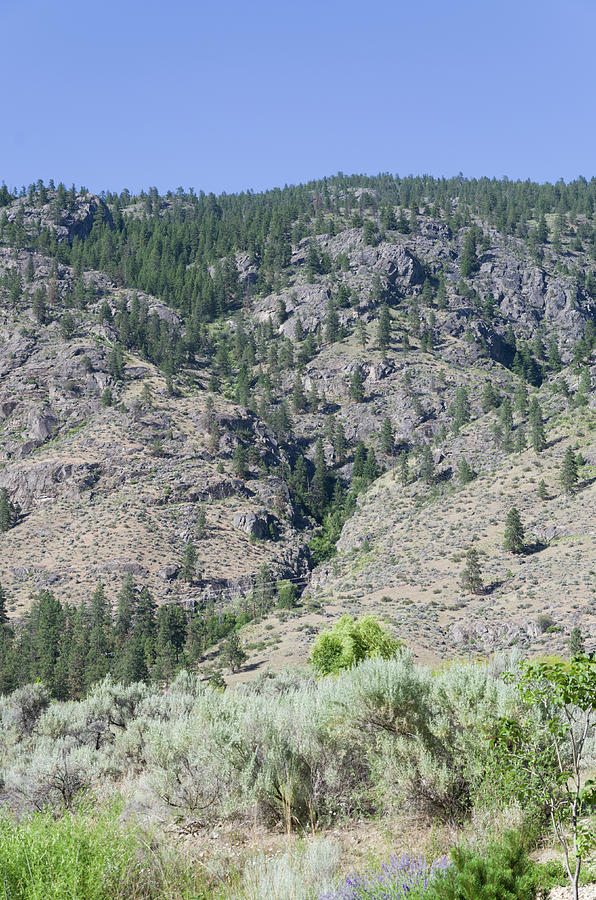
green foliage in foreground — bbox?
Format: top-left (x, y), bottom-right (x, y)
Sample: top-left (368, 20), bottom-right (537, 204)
top-left (421, 831), bottom-right (539, 900)
top-left (0, 805), bottom-right (219, 899)
top-left (496, 654), bottom-right (596, 900)
top-left (309, 614), bottom-right (402, 675)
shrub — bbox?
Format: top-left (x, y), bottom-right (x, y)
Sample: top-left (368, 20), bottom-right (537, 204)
top-left (242, 839), bottom-right (340, 900)
top-left (0, 683), bottom-right (50, 738)
top-left (421, 832), bottom-right (538, 900)
top-left (310, 615), bottom-right (401, 676)
top-left (0, 804), bottom-right (216, 899)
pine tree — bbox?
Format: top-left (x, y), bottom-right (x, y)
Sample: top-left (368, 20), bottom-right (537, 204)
top-left (32, 288), bottom-right (47, 324)
top-left (363, 448), bottom-right (379, 481)
top-left (380, 417), bottom-right (394, 456)
top-left (30, 590), bottom-right (64, 696)
top-left (503, 507), bottom-right (525, 554)
top-left (514, 379), bottom-right (529, 419)
top-left (352, 441), bottom-right (367, 479)
top-left (537, 479), bottom-right (548, 500)
top-left (451, 386), bottom-right (471, 434)
top-left (356, 319), bottom-right (369, 349)
top-left (195, 504), bottom-right (207, 539)
top-left (529, 398), bottom-right (546, 453)
top-left (568, 626), bottom-right (585, 657)
top-left (309, 438), bottom-right (329, 519)
top-left (333, 422), bottom-right (347, 464)
top-left (377, 304), bottom-right (391, 352)
top-left (0, 582), bottom-right (8, 630)
top-left (181, 542), bottom-right (197, 582)
top-left (481, 382), bottom-right (500, 412)
top-left (515, 425), bottom-right (527, 453)
top-left (324, 300), bottom-right (340, 342)
top-left (221, 631), bottom-right (247, 673)
top-left (457, 457), bottom-right (476, 484)
top-left (460, 229), bottom-right (479, 277)
top-left (292, 374), bottom-right (307, 412)
top-left (419, 445), bottom-right (435, 484)
top-left (499, 397), bottom-right (513, 431)
top-left (349, 367), bottom-right (365, 402)
top-left (548, 337), bottom-right (562, 372)
top-left (560, 447), bottom-right (579, 495)
top-left (114, 574), bottom-right (136, 647)
top-left (0, 488), bottom-right (18, 532)
top-left (399, 450), bottom-right (409, 486)
top-left (460, 547), bottom-right (483, 594)
top-left (233, 444), bottom-right (249, 479)
top-left (68, 601), bottom-right (90, 700)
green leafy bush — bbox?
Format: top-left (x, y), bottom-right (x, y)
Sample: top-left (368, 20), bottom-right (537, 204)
top-left (309, 615), bottom-right (401, 676)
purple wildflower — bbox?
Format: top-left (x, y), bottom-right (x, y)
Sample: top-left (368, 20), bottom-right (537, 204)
top-left (319, 852), bottom-right (451, 900)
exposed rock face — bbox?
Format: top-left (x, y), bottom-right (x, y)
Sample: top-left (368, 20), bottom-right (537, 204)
top-left (232, 510), bottom-right (278, 540)
top-left (0, 460), bottom-right (101, 509)
top-left (448, 619), bottom-right (540, 649)
top-left (27, 407), bottom-right (58, 441)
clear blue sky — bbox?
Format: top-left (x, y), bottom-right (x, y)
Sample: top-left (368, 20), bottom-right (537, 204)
top-left (2, 0), bottom-right (595, 195)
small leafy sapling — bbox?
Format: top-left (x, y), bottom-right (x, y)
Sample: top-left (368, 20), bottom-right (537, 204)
top-left (496, 656), bottom-right (596, 900)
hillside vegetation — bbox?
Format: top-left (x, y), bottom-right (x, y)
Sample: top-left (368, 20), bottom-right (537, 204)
top-left (0, 172), bottom-right (595, 897)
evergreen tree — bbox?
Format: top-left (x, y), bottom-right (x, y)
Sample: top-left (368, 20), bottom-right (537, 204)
top-left (0, 488), bottom-right (19, 532)
top-left (568, 626), bottom-right (585, 657)
top-left (29, 590), bottom-right (64, 696)
top-left (221, 631), bottom-right (247, 673)
top-left (332, 422), bottom-right (347, 464)
top-left (529, 398), bottom-right (546, 452)
top-left (560, 447), bottom-right (579, 495)
top-left (233, 444), bottom-right (249, 479)
top-left (349, 366), bottom-right (365, 402)
top-left (419, 445), bottom-right (435, 484)
top-left (460, 547), bottom-right (483, 594)
top-left (537, 479), bottom-right (548, 500)
top-left (481, 382), bottom-right (500, 413)
top-left (399, 450), bottom-right (409, 486)
top-left (363, 448), bottom-right (379, 481)
top-left (68, 601), bottom-right (90, 700)
top-left (32, 288), bottom-right (47, 324)
top-left (499, 397), bottom-right (513, 431)
top-left (460, 229), bottom-right (479, 277)
top-left (356, 319), bottom-right (369, 349)
top-left (377, 303), bottom-right (391, 353)
top-left (352, 441), bottom-right (367, 479)
top-left (181, 542), bottom-right (197, 582)
top-left (514, 380), bottom-right (529, 417)
top-left (515, 425), bottom-right (527, 453)
top-left (324, 300), bottom-right (340, 342)
top-left (120, 627), bottom-right (149, 684)
top-left (548, 337), bottom-right (562, 372)
top-left (457, 457), bottom-right (476, 485)
top-left (503, 507), bottom-right (524, 554)
top-left (292, 374), bottom-right (307, 412)
top-left (114, 574), bottom-right (136, 647)
top-left (59, 311), bottom-right (75, 340)
top-left (0, 582), bottom-right (9, 630)
top-left (86, 584), bottom-right (111, 687)
top-left (380, 417), bottom-right (394, 456)
top-left (309, 438), bottom-right (329, 519)
top-left (451, 385), bottom-right (471, 434)
top-left (195, 504), bottom-right (207, 539)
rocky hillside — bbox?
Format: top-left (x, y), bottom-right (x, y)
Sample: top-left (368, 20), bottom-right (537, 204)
top-left (0, 175), bottom-right (594, 669)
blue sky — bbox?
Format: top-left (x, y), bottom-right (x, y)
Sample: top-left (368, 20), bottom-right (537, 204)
top-left (1, 0), bottom-right (595, 194)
